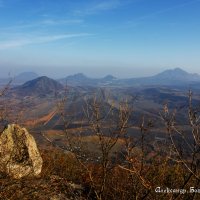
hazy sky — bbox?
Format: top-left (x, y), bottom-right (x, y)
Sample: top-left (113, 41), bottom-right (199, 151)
top-left (0, 0), bottom-right (200, 78)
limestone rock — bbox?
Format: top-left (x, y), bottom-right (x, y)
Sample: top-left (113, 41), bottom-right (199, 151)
top-left (0, 124), bottom-right (43, 179)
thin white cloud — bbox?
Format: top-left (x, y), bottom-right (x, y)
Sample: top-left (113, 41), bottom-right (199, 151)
top-left (0, 18), bottom-right (84, 32)
top-left (141, 0), bottom-right (200, 21)
top-left (74, 0), bottom-right (127, 16)
top-left (90, 0), bottom-right (120, 11)
top-left (41, 19), bottom-right (84, 26)
top-left (125, 0), bottom-right (200, 28)
top-left (0, 33), bottom-right (92, 50)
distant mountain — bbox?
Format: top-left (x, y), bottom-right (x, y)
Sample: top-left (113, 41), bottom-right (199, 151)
top-left (59, 73), bottom-right (118, 86)
top-left (13, 76), bottom-right (63, 97)
top-left (59, 73), bottom-right (94, 86)
top-left (102, 75), bottom-right (117, 81)
top-left (60, 73), bottom-right (97, 86)
top-left (14, 72), bottom-right (39, 83)
top-left (119, 68), bottom-right (200, 87)
top-left (66, 73), bottom-right (88, 81)
top-left (154, 68), bottom-right (200, 82)
top-left (0, 72), bottom-right (39, 86)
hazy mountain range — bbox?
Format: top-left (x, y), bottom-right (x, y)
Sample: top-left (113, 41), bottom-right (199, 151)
top-left (1, 68), bottom-right (200, 89)
top-left (56, 68), bottom-right (200, 87)
top-left (2, 67), bottom-right (200, 131)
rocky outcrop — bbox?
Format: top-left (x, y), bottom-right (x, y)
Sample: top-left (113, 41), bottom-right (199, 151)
top-left (0, 124), bottom-right (43, 179)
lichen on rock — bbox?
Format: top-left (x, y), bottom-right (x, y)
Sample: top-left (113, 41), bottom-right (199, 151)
top-left (0, 124), bottom-right (43, 179)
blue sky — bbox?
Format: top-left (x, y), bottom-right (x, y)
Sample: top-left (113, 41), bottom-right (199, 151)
top-left (0, 0), bottom-right (200, 78)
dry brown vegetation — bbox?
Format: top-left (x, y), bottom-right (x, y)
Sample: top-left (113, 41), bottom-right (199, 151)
top-left (1, 86), bottom-right (200, 199)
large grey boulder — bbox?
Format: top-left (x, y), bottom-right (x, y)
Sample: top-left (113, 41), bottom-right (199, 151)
top-left (0, 124), bottom-right (43, 179)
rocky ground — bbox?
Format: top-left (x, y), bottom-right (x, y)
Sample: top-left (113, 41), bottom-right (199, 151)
top-left (0, 174), bottom-right (87, 200)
